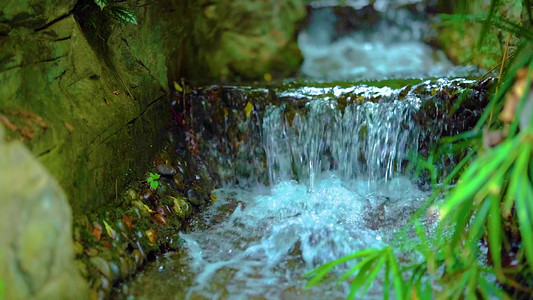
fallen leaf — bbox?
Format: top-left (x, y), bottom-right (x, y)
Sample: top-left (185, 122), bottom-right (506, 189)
top-left (103, 220), bottom-right (116, 240)
top-left (145, 228), bottom-right (157, 244)
top-left (102, 240), bottom-right (112, 249)
top-left (65, 122), bottom-right (74, 132)
top-left (122, 215), bottom-right (134, 229)
top-left (173, 81), bottom-right (183, 92)
top-left (499, 68), bottom-right (529, 123)
top-left (0, 115), bottom-right (18, 131)
top-left (483, 127), bottom-right (509, 148)
top-left (210, 193), bottom-right (217, 202)
top-left (133, 200), bottom-right (154, 213)
top-left (245, 101), bottom-right (253, 118)
top-left (20, 127), bottom-right (34, 139)
top-left (92, 223), bottom-right (102, 240)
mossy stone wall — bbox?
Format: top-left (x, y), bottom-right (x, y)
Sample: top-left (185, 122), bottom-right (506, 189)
top-left (0, 0), bottom-right (305, 214)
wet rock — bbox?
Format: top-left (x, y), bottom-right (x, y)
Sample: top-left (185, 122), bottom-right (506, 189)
top-left (90, 257), bottom-right (112, 280)
top-left (187, 188), bottom-right (206, 207)
top-left (157, 164), bottom-right (176, 176)
top-left (0, 0), bottom-right (77, 28)
top-left (99, 275), bottom-right (110, 291)
top-left (132, 249), bottom-right (144, 267)
top-left (171, 196), bottom-right (192, 220)
top-left (141, 189), bottom-right (156, 202)
top-left (153, 214), bottom-right (168, 226)
top-left (73, 241), bottom-right (84, 256)
top-left (109, 261), bottom-right (121, 280)
top-left (0, 128), bottom-right (89, 299)
top-left (125, 189), bottom-right (138, 201)
top-left (155, 205), bottom-right (171, 216)
top-left (145, 229), bottom-right (157, 245)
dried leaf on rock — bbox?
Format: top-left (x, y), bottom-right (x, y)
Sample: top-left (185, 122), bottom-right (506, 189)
top-left (173, 81), bottom-right (183, 92)
top-left (145, 229), bottom-right (157, 244)
top-left (499, 68), bottom-right (530, 124)
top-left (92, 222), bottom-right (102, 240)
top-left (245, 101), bottom-right (253, 118)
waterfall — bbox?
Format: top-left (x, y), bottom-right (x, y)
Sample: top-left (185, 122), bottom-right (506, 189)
top-left (263, 85), bottom-right (421, 188)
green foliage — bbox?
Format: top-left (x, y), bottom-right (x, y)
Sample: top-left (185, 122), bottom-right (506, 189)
top-left (0, 277), bottom-right (4, 300)
top-left (305, 247), bottom-right (404, 299)
top-left (94, 0), bottom-right (108, 10)
top-left (91, 0), bottom-right (138, 25)
top-left (147, 172), bottom-right (160, 190)
top-left (107, 6), bottom-right (138, 25)
top-left (306, 0), bottom-right (533, 298)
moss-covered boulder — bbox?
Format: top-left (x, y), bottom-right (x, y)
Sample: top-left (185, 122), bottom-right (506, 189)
top-left (0, 0), bottom-right (305, 214)
top-left (0, 11), bottom-right (171, 214)
top-left (195, 0), bottom-right (306, 80)
top-left (0, 125), bottom-right (89, 300)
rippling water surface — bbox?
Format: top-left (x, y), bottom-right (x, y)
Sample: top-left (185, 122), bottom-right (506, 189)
top-left (123, 174), bottom-right (430, 300)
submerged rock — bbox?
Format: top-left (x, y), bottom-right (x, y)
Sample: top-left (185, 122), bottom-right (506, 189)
top-left (187, 188), bottom-right (206, 207)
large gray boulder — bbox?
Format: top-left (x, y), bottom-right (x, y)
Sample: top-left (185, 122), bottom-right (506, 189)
top-left (0, 125), bottom-right (88, 300)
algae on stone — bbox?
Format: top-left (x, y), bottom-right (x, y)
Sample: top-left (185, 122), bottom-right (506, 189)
top-left (0, 0), bottom-right (306, 214)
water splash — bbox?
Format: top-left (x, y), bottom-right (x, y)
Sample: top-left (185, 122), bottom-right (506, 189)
top-left (174, 87), bottom-right (428, 299)
top-left (177, 176), bottom-right (427, 300)
top-left (122, 81), bottom-right (476, 299)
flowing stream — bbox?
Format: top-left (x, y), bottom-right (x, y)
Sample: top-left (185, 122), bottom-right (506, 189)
top-left (116, 1), bottom-right (477, 299)
top-left (118, 83), bottom-right (443, 299)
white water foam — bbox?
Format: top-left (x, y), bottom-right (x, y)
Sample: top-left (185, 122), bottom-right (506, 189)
top-left (181, 175), bottom-right (428, 299)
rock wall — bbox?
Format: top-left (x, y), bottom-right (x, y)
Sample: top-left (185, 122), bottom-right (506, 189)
top-left (0, 0), bottom-right (305, 215)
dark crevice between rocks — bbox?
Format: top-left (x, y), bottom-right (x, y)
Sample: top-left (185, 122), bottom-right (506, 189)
top-left (0, 64), bottom-right (23, 73)
top-left (53, 35), bottom-right (72, 42)
top-left (85, 95), bottom-right (166, 157)
top-left (126, 96), bottom-right (166, 126)
top-left (73, 0), bottom-right (117, 76)
top-left (37, 146), bottom-right (57, 158)
top-left (119, 37), bottom-right (166, 92)
top-left (34, 11), bottom-right (74, 32)
top-left (37, 54), bottom-right (69, 64)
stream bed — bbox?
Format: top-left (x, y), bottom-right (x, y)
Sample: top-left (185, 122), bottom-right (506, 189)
top-left (112, 1), bottom-right (487, 299)
top-left (119, 175), bottom-right (430, 299)
top-left (113, 80), bottom-right (465, 299)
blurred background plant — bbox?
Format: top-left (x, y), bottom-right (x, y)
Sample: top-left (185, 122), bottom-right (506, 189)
top-left (306, 0), bottom-right (533, 298)
top-left (91, 0), bottom-right (137, 25)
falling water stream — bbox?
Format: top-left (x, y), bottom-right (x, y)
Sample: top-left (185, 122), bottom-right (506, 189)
top-left (118, 82), bottom-right (451, 299)
top-left (117, 1), bottom-right (481, 299)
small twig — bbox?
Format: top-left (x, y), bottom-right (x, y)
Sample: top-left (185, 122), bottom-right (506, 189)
top-left (478, 51), bottom-right (516, 83)
top-left (488, 33), bottom-right (513, 125)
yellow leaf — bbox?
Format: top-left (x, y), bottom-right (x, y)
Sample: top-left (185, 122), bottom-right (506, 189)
top-left (134, 200), bottom-right (154, 213)
top-left (103, 220), bottom-right (116, 240)
top-left (173, 81), bottom-right (183, 92)
top-left (210, 193), bottom-right (217, 202)
top-left (245, 102), bottom-right (253, 118)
